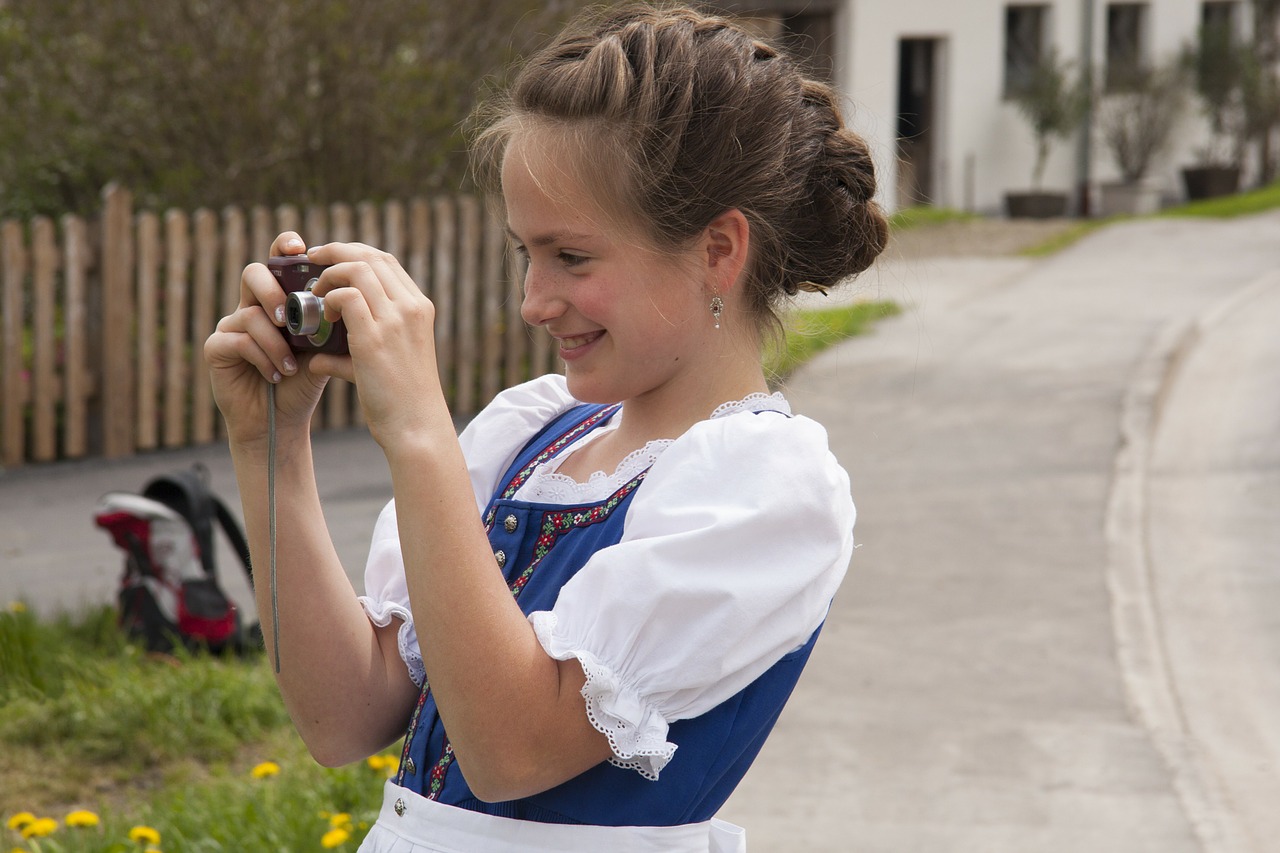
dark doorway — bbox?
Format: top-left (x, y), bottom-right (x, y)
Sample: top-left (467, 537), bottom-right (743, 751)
top-left (897, 38), bottom-right (940, 207)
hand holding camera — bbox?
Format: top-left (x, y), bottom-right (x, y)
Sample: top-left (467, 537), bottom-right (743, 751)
top-left (268, 255), bottom-right (349, 354)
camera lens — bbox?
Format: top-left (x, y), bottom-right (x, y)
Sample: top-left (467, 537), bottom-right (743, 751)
top-left (285, 291), bottom-right (323, 337)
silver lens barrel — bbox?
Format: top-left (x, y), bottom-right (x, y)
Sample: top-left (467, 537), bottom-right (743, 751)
top-left (285, 289), bottom-right (324, 336)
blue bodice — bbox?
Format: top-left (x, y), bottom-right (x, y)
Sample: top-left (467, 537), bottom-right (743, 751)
top-left (392, 403), bottom-right (821, 826)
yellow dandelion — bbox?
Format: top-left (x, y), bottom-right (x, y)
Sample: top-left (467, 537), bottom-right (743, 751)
top-left (367, 754), bottom-right (399, 775)
top-left (5, 813), bottom-right (36, 831)
top-left (320, 827), bottom-right (351, 848)
top-left (328, 812), bottom-right (353, 829)
top-left (250, 761), bottom-right (281, 779)
top-left (65, 810), bottom-right (101, 828)
top-left (128, 825), bottom-right (161, 845)
top-left (21, 817), bottom-right (58, 839)
top-left (6, 601), bottom-right (27, 613)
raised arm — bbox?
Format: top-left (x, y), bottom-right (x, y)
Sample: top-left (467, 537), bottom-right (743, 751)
top-left (204, 232), bottom-right (417, 765)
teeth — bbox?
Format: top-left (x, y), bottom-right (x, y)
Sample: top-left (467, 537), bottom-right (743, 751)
top-left (561, 332), bottom-right (601, 349)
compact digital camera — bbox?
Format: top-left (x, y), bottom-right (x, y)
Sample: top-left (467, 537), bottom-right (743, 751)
top-left (267, 255), bottom-right (348, 354)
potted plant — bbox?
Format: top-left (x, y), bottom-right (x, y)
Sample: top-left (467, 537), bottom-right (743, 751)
top-left (1180, 21), bottom-right (1245, 198)
top-left (1097, 62), bottom-right (1185, 215)
top-left (1006, 49), bottom-right (1088, 218)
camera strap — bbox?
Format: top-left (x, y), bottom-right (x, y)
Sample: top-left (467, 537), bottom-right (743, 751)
top-left (267, 381), bottom-right (282, 674)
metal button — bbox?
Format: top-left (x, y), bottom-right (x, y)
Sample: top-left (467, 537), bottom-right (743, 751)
top-left (394, 797), bottom-right (406, 817)
top-left (503, 514), bottom-right (519, 533)
top-left (494, 550), bottom-right (507, 568)
top-left (405, 757), bottom-right (416, 775)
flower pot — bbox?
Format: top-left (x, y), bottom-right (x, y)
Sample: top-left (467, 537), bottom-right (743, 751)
top-left (1004, 191), bottom-right (1069, 219)
top-left (1180, 165), bottom-right (1240, 200)
top-left (1098, 181), bottom-right (1162, 216)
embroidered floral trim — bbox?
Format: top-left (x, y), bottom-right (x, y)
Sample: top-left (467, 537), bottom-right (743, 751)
top-left (483, 403), bottom-right (621, 530)
top-left (517, 440), bottom-right (672, 504)
top-left (531, 612), bottom-right (676, 781)
top-left (516, 393), bottom-right (788, 504)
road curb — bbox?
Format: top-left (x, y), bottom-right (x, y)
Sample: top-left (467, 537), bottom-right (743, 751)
top-left (1105, 271), bottom-right (1280, 853)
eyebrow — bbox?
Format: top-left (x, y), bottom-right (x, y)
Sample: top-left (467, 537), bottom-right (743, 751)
top-left (505, 227), bottom-right (593, 248)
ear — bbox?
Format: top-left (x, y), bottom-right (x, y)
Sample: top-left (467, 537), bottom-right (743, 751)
top-left (701, 208), bottom-right (750, 294)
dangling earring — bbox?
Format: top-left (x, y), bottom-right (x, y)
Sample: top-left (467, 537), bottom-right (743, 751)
top-left (710, 295), bottom-right (724, 329)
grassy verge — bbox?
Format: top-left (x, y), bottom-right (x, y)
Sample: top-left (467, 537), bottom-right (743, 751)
top-left (887, 206), bottom-right (978, 231)
top-left (1158, 179), bottom-right (1280, 219)
top-left (1018, 180), bottom-right (1280, 256)
top-left (766, 300), bottom-right (901, 382)
top-left (1, 603), bottom-right (395, 852)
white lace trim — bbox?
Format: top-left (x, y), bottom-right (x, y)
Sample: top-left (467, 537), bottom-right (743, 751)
top-left (517, 438), bottom-right (674, 503)
top-left (358, 596), bottom-right (426, 688)
top-left (709, 391), bottom-right (790, 419)
top-left (531, 611), bottom-right (676, 780)
top-left (513, 392), bottom-right (789, 505)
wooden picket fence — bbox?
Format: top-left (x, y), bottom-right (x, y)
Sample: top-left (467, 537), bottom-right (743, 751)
top-left (0, 184), bottom-right (556, 468)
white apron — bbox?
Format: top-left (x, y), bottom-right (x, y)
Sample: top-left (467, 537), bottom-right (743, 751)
top-left (359, 780), bottom-right (748, 853)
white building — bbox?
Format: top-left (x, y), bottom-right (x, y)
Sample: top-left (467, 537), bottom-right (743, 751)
top-left (720, 0), bottom-right (1273, 215)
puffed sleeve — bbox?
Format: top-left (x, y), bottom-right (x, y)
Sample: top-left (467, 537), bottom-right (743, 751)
top-left (358, 374), bottom-right (578, 685)
top-left (527, 410), bottom-right (854, 779)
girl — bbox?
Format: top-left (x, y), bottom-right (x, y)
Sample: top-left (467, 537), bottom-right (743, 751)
top-left (205, 4), bottom-right (886, 851)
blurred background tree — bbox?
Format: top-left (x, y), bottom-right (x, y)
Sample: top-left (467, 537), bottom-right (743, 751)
top-left (0, 0), bottom-right (585, 218)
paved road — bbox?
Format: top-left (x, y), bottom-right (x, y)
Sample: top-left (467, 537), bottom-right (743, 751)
top-left (718, 212), bottom-right (1280, 852)
top-left (3, 212), bottom-right (1278, 852)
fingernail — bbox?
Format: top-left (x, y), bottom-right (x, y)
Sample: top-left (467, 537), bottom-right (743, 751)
top-left (285, 237), bottom-right (304, 252)
top-left (283, 356), bottom-right (297, 374)
top-left (271, 371), bottom-right (283, 384)
top-left (274, 305), bottom-right (286, 324)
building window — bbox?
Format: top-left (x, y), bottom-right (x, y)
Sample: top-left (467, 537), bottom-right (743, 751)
top-left (1201, 1), bottom-right (1240, 41)
top-left (1106, 3), bottom-right (1149, 91)
top-left (1005, 4), bottom-right (1050, 97)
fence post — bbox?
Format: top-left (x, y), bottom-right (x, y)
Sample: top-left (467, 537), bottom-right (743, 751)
top-left (431, 197), bottom-right (457, 408)
top-left (135, 211), bottom-right (160, 451)
top-left (163, 209), bottom-right (191, 448)
top-left (455, 196), bottom-right (481, 416)
top-left (191, 209), bottom-right (218, 445)
top-left (62, 215), bottom-right (90, 459)
top-left (479, 204), bottom-right (506, 408)
top-left (1, 220), bottom-right (26, 467)
top-left (100, 184), bottom-right (136, 459)
top-left (31, 218), bottom-right (58, 462)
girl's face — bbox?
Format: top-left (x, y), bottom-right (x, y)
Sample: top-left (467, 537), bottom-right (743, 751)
top-left (503, 135), bottom-right (717, 412)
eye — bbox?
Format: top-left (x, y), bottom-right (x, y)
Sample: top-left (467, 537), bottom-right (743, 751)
top-left (558, 251), bottom-right (588, 268)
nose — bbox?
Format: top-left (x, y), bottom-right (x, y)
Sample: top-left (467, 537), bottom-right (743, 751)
top-left (519, 261), bottom-right (564, 328)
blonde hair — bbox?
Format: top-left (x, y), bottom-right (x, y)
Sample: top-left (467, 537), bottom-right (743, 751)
top-left (472, 3), bottom-right (888, 327)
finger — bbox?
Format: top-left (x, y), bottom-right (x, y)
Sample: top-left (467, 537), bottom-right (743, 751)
top-left (308, 352), bottom-right (355, 384)
top-left (269, 231), bottom-right (307, 258)
top-left (239, 261), bottom-right (290, 326)
top-left (212, 306), bottom-right (299, 382)
top-left (307, 242), bottom-right (421, 301)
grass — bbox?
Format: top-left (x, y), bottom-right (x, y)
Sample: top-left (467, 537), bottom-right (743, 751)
top-left (1157, 179), bottom-right (1280, 219)
top-left (766, 300), bottom-right (901, 382)
top-left (887, 206), bottom-right (979, 231)
top-left (1, 603), bottom-right (395, 852)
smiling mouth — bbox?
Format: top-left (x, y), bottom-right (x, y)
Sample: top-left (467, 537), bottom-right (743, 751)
top-left (559, 331), bottom-right (604, 351)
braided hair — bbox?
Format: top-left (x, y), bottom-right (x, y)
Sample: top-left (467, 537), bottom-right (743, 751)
top-left (473, 3), bottom-right (888, 327)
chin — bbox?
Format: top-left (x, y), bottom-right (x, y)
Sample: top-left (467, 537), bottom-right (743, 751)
top-left (562, 372), bottom-right (626, 405)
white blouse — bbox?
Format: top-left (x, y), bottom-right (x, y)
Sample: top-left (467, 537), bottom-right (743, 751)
top-left (359, 374), bottom-right (855, 780)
